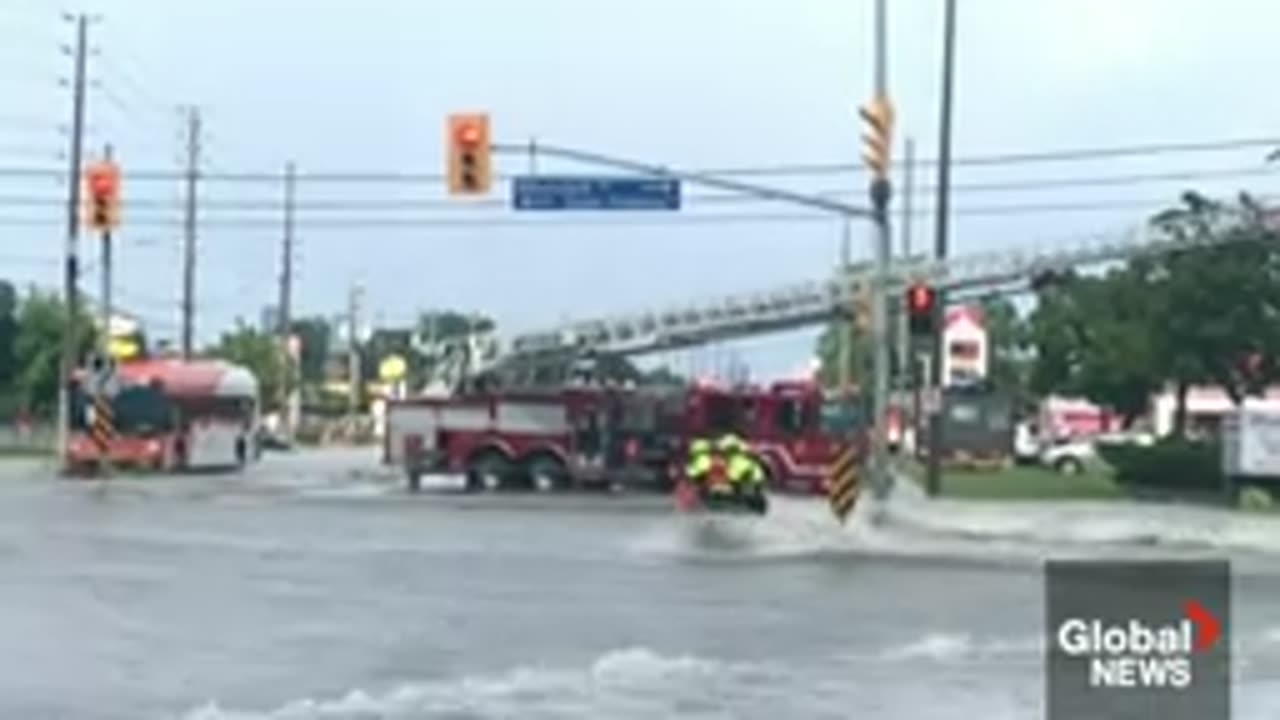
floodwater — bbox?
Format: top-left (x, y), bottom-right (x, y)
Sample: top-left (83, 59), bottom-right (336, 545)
top-left (1, 448), bottom-right (1278, 719)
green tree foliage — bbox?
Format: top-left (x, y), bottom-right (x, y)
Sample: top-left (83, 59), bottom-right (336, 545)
top-left (208, 325), bottom-right (283, 410)
top-left (10, 288), bottom-right (97, 416)
top-left (289, 316), bottom-right (332, 385)
top-left (814, 319), bottom-right (870, 390)
top-left (1027, 192), bottom-right (1280, 431)
top-left (977, 293), bottom-right (1031, 401)
top-left (0, 280), bottom-right (18, 393)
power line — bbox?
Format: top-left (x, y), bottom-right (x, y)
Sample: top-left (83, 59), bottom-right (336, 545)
top-left (0, 134), bottom-right (1277, 184)
top-left (0, 163), bottom-right (1275, 214)
top-left (0, 193), bottom-right (1271, 231)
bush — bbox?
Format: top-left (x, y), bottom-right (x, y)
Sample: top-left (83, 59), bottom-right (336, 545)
top-left (1097, 438), bottom-right (1223, 492)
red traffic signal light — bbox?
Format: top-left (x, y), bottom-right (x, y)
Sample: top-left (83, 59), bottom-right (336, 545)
top-left (455, 122), bottom-right (482, 148)
top-left (909, 284), bottom-right (934, 312)
top-left (83, 160), bottom-right (121, 231)
top-left (906, 283), bottom-right (936, 337)
top-left (447, 113), bottom-right (491, 195)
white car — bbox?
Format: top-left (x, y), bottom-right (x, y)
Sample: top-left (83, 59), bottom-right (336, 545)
top-left (1039, 431), bottom-right (1155, 475)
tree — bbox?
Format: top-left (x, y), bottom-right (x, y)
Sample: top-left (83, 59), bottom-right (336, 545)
top-left (416, 310), bottom-right (495, 344)
top-left (1146, 192), bottom-right (1280, 424)
top-left (814, 318), bottom-right (870, 390)
top-left (289, 316), bottom-right (332, 385)
top-left (977, 293), bottom-right (1031, 401)
top-left (639, 365), bottom-right (685, 387)
top-left (12, 288), bottom-right (97, 416)
top-left (0, 280), bottom-right (18, 395)
top-left (1027, 269), bottom-right (1161, 426)
top-left (209, 325), bottom-right (283, 411)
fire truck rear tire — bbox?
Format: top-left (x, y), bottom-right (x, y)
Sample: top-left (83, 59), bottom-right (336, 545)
top-left (464, 451), bottom-right (511, 493)
top-left (524, 455), bottom-right (569, 492)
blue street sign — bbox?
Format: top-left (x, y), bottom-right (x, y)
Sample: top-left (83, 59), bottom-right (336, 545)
top-left (512, 175), bottom-right (681, 211)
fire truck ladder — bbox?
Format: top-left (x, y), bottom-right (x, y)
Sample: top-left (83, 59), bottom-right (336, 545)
top-left (429, 215), bottom-right (1268, 388)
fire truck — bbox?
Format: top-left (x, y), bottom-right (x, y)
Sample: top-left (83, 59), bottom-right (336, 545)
top-left (384, 378), bottom-right (864, 495)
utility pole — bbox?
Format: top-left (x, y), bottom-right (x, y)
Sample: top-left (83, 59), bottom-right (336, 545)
top-left (99, 144), bottom-right (114, 354)
top-left (838, 219), bottom-right (853, 391)
top-left (278, 162), bottom-right (296, 441)
top-left (927, 0), bottom-right (958, 497)
top-left (868, 0), bottom-right (894, 500)
top-left (897, 137), bottom-right (915, 391)
top-left (180, 107), bottom-right (201, 359)
top-left (57, 13), bottom-right (90, 472)
top-left (347, 283), bottom-right (363, 420)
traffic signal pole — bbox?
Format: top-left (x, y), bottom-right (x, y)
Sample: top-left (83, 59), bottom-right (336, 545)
top-left (491, 142), bottom-right (877, 220)
top-left (868, 0), bottom-right (893, 502)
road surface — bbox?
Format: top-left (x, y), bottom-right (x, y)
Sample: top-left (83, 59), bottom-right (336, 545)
top-left (1, 448), bottom-right (1278, 718)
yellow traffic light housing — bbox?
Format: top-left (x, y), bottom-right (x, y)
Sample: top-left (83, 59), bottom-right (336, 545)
top-left (83, 160), bottom-right (121, 232)
top-left (447, 113), bottom-right (492, 195)
top-left (859, 96), bottom-right (894, 181)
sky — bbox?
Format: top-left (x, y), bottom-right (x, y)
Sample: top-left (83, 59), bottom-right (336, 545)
top-left (1, 0), bottom-right (1278, 379)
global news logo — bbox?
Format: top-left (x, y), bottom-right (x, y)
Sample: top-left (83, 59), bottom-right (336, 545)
top-left (1055, 599), bottom-right (1221, 689)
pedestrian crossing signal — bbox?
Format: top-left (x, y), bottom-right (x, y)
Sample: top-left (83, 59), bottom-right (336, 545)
top-left (447, 113), bottom-right (492, 195)
top-left (827, 444), bottom-right (862, 523)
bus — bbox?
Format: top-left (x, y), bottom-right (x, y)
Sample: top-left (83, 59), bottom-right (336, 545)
top-left (68, 358), bottom-right (261, 473)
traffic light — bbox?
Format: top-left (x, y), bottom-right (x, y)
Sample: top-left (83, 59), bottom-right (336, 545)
top-left (83, 160), bottom-right (121, 232)
top-left (906, 282), bottom-right (936, 337)
top-left (859, 95), bottom-right (894, 181)
top-left (447, 113), bottom-right (492, 195)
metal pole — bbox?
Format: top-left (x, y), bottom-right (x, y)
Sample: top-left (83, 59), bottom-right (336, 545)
top-left (97, 143), bottom-right (114, 478)
top-left (58, 13), bottom-right (89, 473)
top-left (869, 0), bottom-right (893, 500)
top-left (492, 142), bottom-right (875, 219)
top-left (838, 219), bottom-right (853, 391)
top-left (278, 162), bottom-right (296, 441)
top-left (100, 144), bottom-right (114, 350)
top-left (347, 283), bottom-right (362, 420)
top-left (180, 107), bottom-right (200, 359)
top-left (927, 0), bottom-right (958, 497)
top-left (897, 138), bottom-right (915, 390)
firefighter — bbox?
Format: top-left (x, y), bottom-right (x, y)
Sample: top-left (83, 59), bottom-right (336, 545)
top-left (685, 437), bottom-right (715, 488)
top-left (718, 433), bottom-right (765, 497)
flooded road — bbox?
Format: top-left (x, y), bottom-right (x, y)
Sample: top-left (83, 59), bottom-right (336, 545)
top-left (2, 448), bottom-right (1278, 719)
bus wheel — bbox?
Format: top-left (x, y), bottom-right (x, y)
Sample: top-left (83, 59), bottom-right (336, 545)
top-left (464, 451), bottom-right (510, 493)
top-left (524, 455), bottom-right (569, 493)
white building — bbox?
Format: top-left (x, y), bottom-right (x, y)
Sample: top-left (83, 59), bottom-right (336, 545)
top-left (941, 305), bottom-right (988, 387)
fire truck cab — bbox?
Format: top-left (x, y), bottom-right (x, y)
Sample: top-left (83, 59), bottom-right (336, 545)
top-left (681, 380), bottom-right (863, 494)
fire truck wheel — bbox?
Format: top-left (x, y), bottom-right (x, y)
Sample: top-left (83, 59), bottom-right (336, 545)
top-left (524, 455), bottom-right (569, 492)
top-left (464, 451), bottom-right (511, 493)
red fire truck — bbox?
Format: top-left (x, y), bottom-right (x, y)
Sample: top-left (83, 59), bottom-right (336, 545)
top-left (384, 379), bottom-right (864, 495)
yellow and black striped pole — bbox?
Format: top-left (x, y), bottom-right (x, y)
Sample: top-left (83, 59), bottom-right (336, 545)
top-left (90, 392), bottom-right (114, 475)
top-left (827, 442), bottom-right (862, 523)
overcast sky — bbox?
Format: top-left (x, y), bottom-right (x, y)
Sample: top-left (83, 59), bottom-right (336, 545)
top-left (1, 0), bottom-right (1277, 378)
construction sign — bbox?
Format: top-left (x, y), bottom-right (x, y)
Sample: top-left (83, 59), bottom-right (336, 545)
top-left (89, 393), bottom-right (115, 453)
top-left (827, 443), bottom-right (862, 523)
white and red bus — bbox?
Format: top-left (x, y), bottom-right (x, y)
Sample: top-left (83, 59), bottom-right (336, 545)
top-left (68, 358), bottom-right (261, 473)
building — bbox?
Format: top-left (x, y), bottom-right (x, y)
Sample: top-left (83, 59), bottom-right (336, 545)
top-left (941, 305), bottom-right (988, 387)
